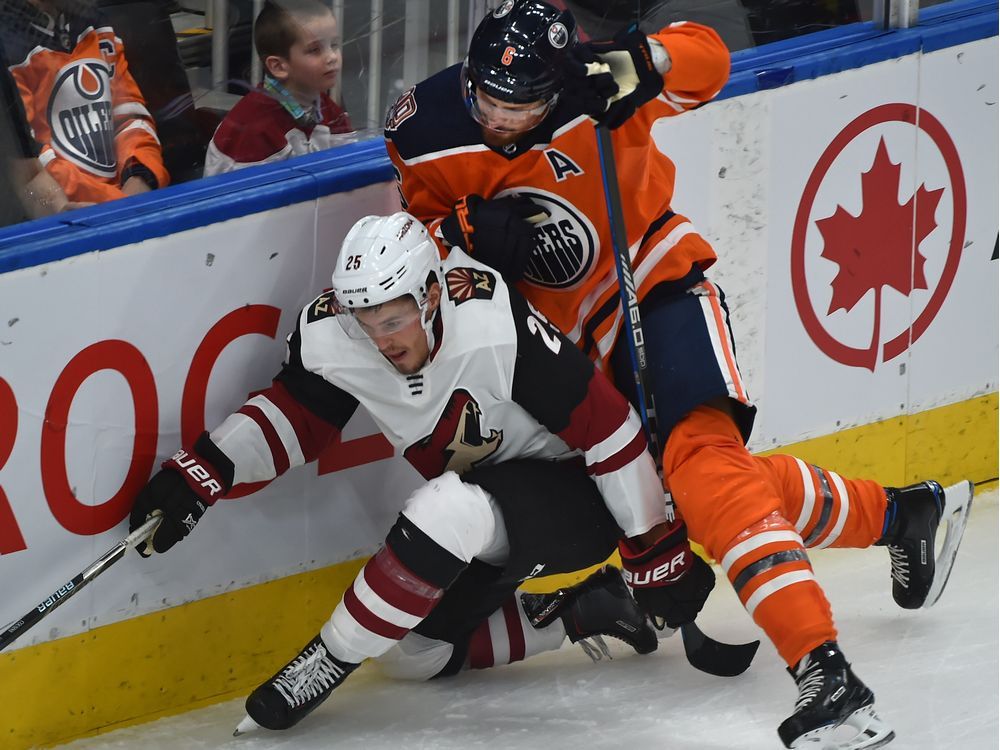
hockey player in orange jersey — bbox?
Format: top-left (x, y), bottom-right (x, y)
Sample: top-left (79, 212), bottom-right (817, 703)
top-left (1, 0), bottom-right (169, 207)
top-left (384, 2), bottom-right (974, 748)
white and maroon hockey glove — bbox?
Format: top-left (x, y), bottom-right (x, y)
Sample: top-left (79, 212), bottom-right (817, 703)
top-left (618, 520), bottom-right (715, 629)
top-left (129, 432), bottom-right (233, 556)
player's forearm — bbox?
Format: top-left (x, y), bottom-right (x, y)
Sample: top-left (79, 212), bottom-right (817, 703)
top-left (650, 21), bottom-right (730, 101)
top-left (592, 451), bottom-right (667, 539)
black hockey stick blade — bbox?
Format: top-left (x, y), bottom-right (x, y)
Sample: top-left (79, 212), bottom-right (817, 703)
top-left (680, 622), bottom-right (759, 677)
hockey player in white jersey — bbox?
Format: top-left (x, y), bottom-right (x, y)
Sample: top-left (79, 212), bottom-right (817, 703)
top-left (129, 211), bottom-right (717, 733)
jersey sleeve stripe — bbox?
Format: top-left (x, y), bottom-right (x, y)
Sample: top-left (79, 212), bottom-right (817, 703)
top-left (117, 119), bottom-right (160, 143)
top-left (113, 102), bottom-right (152, 119)
top-left (586, 430), bottom-right (648, 477)
top-left (264, 378), bottom-right (345, 463)
top-left (586, 408), bottom-right (644, 465)
top-left (556, 371), bottom-right (631, 452)
top-left (209, 412), bottom-right (277, 486)
top-left (244, 394), bottom-right (307, 468)
top-left (657, 93), bottom-right (686, 113)
top-left (236, 403), bottom-right (290, 476)
top-left (663, 89), bottom-right (700, 105)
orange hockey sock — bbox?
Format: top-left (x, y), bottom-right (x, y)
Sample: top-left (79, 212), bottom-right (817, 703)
top-left (753, 454), bottom-right (888, 549)
top-left (664, 405), bottom-right (838, 667)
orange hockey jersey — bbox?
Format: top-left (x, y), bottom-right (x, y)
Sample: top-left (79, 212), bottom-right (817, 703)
top-left (385, 22), bottom-right (729, 367)
top-left (2, 1), bottom-right (169, 203)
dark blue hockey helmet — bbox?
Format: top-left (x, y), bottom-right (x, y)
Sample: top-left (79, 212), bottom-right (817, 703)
top-left (463, 0), bottom-right (577, 105)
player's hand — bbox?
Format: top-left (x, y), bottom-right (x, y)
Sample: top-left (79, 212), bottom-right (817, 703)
top-left (440, 194), bottom-right (548, 282)
top-left (565, 26), bottom-right (664, 129)
top-left (129, 435), bottom-right (230, 556)
top-left (618, 520), bottom-right (715, 629)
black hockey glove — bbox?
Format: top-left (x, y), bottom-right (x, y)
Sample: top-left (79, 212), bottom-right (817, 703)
top-left (564, 25), bottom-right (664, 130)
top-left (618, 520), bottom-right (715, 629)
top-left (129, 432), bottom-right (233, 556)
top-left (439, 194), bottom-right (548, 282)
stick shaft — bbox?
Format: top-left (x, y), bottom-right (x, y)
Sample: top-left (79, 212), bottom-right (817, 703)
top-left (0, 515), bottom-right (160, 652)
top-left (596, 126), bottom-right (671, 517)
top-left (596, 124), bottom-right (759, 676)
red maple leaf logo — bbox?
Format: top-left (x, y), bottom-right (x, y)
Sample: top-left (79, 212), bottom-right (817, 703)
top-left (816, 137), bottom-right (944, 328)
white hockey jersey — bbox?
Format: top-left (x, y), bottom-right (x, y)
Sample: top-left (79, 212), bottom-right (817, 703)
top-left (209, 250), bottom-right (663, 537)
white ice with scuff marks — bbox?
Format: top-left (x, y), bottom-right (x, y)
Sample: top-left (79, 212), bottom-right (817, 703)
top-left (54, 491), bottom-right (998, 750)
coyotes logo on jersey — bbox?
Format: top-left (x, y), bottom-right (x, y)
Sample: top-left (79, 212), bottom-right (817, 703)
top-left (403, 389), bottom-right (503, 479)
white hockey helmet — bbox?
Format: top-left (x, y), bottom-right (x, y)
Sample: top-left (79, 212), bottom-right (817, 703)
top-left (332, 212), bottom-right (440, 308)
top-left (331, 212), bottom-right (443, 341)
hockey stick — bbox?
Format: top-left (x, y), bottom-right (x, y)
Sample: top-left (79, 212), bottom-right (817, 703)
top-left (595, 124), bottom-right (759, 678)
top-left (0, 513), bottom-right (161, 652)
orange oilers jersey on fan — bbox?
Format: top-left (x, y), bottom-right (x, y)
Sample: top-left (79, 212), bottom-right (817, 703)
top-left (2, 2), bottom-right (168, 203)
top-left (385, 22), bottom-right (729, 367)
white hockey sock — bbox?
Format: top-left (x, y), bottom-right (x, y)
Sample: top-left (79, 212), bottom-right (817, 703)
top-left (467, 594), bottom-right (566, 670)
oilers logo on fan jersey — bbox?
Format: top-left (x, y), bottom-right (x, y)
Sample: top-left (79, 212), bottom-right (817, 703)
top-left (49, 59), bottom-right (116, 177)
top-left (1, 2), bottom-right (169, 203)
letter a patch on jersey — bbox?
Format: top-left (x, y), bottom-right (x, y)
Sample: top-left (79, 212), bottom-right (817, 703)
top-left (544, 149), bottom-right (583, 182)
top-left (446, 267), bottom-right (496, 305)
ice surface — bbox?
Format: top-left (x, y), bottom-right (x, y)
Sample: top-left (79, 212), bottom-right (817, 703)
top-left (54, 490), bottom-right (999, 750)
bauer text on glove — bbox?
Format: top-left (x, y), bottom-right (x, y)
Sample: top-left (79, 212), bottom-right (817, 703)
top-left (128, 432), bottom-right (234, 556)
top-left (619, 520), bottom-right (715, 629)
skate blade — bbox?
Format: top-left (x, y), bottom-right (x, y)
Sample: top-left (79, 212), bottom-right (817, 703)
top-left (923, 480), bottom-right (974, 609)
top-left (790, 704), bottom-right (895, 750)
top-left (233, 714), bottom-right (261, 736)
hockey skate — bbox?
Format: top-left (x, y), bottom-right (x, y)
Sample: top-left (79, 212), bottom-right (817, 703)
top-left (237, 633), bottom-right (358, 732)
top-left (876, 480), bottom-right (973, 609)
top-left (521, 565), bottom-right (659, 661)
top-left (778, 642), bottom-right (894, 750)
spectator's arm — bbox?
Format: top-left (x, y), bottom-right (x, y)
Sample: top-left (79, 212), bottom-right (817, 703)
top-left (109, 33), bottom-right (170, 190)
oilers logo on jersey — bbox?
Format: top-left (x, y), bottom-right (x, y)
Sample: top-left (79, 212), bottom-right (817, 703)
top-left (404, 389), bottom-right (504, 478)
top-left (509, 188), bottom-right (599, 290)
top-left (49, 58), bottom-right (116, 177)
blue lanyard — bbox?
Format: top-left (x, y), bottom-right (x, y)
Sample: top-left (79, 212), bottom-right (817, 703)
top-left (262, 75), bottom-right (321, 126)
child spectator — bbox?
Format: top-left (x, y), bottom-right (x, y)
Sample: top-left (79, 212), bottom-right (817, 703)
top-left (204, 0), bottom-right (353, 176)
top-left (0, 0), bottom-right (169, 205)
